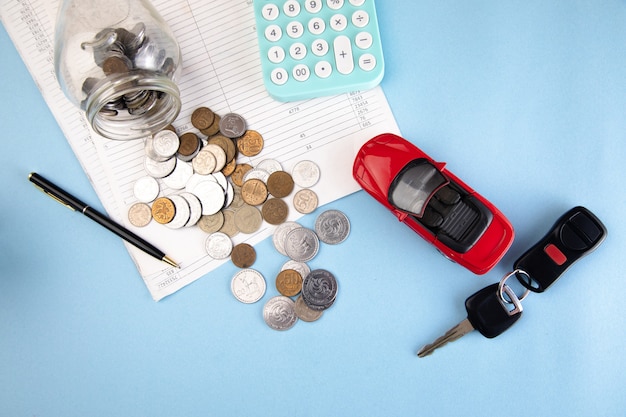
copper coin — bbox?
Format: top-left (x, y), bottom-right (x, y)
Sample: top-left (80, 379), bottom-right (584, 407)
top-left (208, 134), bottom-right (237, 162)
top-left (231, 163), bottom-right (253, 187)
top-left (102, 55), bottom-right (130, 75)
top-left (275, 269), bottom-right (303, 297)
top-left (262, 197), bottom-right (289, 225)
top-left (200, 114), bottom-right (221, 137)
top-left (221, 157), bottom-right (237, 177)
top-left (151, 197), bottom-right (176, 224)
top-left (231, 243), bottom-right (256, 268)
top-left (191, 107), bottom-right (215, 130)
top-left (177, 132), bottom-right (201, 158)
top-left (237, 130), bottom-right (264, 156)
top-left (267, 171), bottom-right (294, 198)
top-left (241, 178), bottom-right (268, 206)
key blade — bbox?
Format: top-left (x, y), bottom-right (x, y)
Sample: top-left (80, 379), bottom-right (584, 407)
top-left (417, 318), bottom-right (474, 358)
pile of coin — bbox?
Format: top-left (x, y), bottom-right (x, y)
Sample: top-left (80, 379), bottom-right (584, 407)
top-left (126, 105), bottom-right (351, 330)
top-left (259, 208), bottom-right (349, 331)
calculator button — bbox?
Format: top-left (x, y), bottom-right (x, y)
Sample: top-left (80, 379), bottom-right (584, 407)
top-left (358, 53), bottom-right (376, 71)
top-left (293, 64), bottom-right (311, 82)
top-left (283, 1), bottom-right (301, 17)
top-left (312, 39), bottom-right (330, 56)
top-left (349, 0), bottom-right (366, 5)
top-left (355, 32), bottom-right (373, 49)
top-left (315, 61), bottom-right (333, 78)
top-left (286, 21), bottom-right (305, 38)
top-left (333, 35), bottom-right (354, 74)
top-left (306, 0), bottom-right (323, 13)
top-left (352, 11), bottom-right (370, 28)
top-left (330, 14), bottom-right (348, 31)
top-left (265, 25), bottom-right (283, 42)
top-left (289, 42), bottom-right (308, 60)
top-left (262, 4), bottom-right (280, 21)
top-left (271, 68), bottom-right (289, 85)
top-left (308, 17), bottom-right (326, 35)
top-left (268, 46), bottom-right (286, 64)
top-left (327, 0), bottom-right (345, 10)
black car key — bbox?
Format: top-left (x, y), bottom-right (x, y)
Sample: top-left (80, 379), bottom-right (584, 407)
top-left (417, 283), bottom-right (522, 357)
top-left (514, 206), bottom-right (607, 293)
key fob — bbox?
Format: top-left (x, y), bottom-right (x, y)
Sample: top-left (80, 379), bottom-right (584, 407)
top-left (514, 206), bottom-right (607, 292)
top-left (466, 283), bottom-right (522, 339)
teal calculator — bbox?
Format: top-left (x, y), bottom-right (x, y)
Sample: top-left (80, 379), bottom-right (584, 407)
top-left (253, 0), bottom-right (385, 102)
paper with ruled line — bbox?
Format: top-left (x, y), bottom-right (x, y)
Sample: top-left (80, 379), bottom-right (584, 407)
top-left (1, 0), bottom-right (400, 300)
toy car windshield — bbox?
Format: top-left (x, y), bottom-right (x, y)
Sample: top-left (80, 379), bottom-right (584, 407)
top-left (388, 159), bottom-right (448, 217)
top-left (388, 158), bottom-right (493, 254)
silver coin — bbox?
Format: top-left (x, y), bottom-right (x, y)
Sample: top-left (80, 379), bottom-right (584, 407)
top-left (127, 202), bottom-right (152, 227)
top-left (234, 204), bottom-right (263, 234)
top-left (144, 136), bottom-right (170, 162)
top-left (291, 160), bottom-right (320, 188)
top-left (231, 268), bottom-right (266, 304)
top-left (284, 227), bottom-right (319, 262)
top-left (219, 112), bottom-right (247, 138)
top-left (223, 181), bottom-right (235, 209)
top-left (211, 172), bottom-right (229, 191)
top-left (152, 130), bottom-right (180, 159)
top-left (197, 211), bottom-right (225, 234)
top-left (294, 295), bottom-right (324, 322)
top-left (165, 194), bottom-right (191, 229)
top-left (293, 188), bottom-right (318, 214)
top-left (185, 173), bottom-right (217, 194)
top-left (192, 148), bottom-right (217, 175)
top-left (280, 260), bottom-right (311, 280)
top-left (256, 158), bottom-right (283, 174)
top-left (302, 269), bottom-right (338, 311)
top-left (179, 192), bottom-right (203, 227)
top-left (263, 296), bottom-right (298, 330)
top-left (242, 168), bottom-right (270, 184)
top-left (272, 221), bottom-right (302, 256)
top-left (204, 232), bottom-right (233, 259)
top-left (315, 209), bottom-right (350, 244)
top-left (203, 143), bottom-right (227, 172)
top-left (162, 159), bottom-right (194, 190)
top-left (144, 155), bottom-right (176, 178)
top-left (192, 180), bottom-right (225, 215)
top-left (133, 175), bottom-right (160, 203)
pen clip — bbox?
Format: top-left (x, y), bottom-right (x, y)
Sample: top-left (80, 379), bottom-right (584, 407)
top-left (30, 180), bottom-right (77, 211)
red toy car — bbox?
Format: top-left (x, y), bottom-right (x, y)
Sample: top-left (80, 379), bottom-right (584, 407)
top-left (353, 133), bottom-right (514, 275)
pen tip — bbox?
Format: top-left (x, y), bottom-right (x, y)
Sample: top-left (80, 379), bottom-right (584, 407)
top-left (162, 255), bottom-right (180, 268)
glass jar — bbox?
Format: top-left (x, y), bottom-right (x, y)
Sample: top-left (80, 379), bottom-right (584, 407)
top-left (54, 0), bottom-right (182, 140)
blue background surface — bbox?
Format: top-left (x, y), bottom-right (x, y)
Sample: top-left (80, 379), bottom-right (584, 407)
top-left (1, 1), bottom-right (625, 416)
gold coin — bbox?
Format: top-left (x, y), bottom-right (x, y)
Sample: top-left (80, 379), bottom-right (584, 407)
top-left (262, 197), bottom-right (289, 225)
top-left (234, 204), bottom-right (263, 234)
top-left (294, 295), bottom-right (323, 322)
top-left (219, 209), bottom-right (239, 237)
top-left (241, 178), bottom-right (268, 206)
top-left (275, 269), bottom-right (303, 297)
top-left (293, 189), bottom-right (319, 214)
top-left (267, 171), bottom-right (294, 198)
top-left (231, 163), bottom-right (253, 187)
top-left (231, 243), bottom-right (256, 268)
top-left (208, 134), bottom-right (237, 162)
top-left (200, 114), bottom-right (221, 137)
top-left (237, 130), bottom-right (264, 157)
top-left (177, 132), bottom-right (201, 157)
top-left (151, 197), bottom-right (176, 224)
top-left (191, 107), bottom-right (215, 130)
top-left (221, 157), bottom-right (237, 177)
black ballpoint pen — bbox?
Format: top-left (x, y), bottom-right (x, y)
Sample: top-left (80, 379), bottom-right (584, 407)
top-left (28, 172), bottom-right (179, 268)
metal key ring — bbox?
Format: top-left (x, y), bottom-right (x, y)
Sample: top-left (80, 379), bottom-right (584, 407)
top-left (498, 269), bottom-right (531, 305)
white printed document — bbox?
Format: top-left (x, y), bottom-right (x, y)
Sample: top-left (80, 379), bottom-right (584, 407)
top-left (1, 0), bottom-right (400, 300)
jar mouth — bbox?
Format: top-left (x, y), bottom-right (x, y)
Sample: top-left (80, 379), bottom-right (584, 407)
top-left (84, 70), bottom-right (181, 141)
